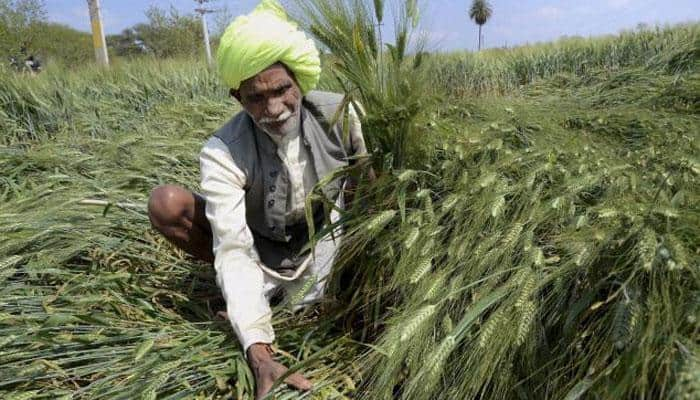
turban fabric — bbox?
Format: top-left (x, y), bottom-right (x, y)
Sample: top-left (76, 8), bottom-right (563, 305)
top-left (216, 0), bottom-right (321, 94)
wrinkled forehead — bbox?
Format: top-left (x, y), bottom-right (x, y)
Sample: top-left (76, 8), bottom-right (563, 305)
top-left (240, 63), bottom-right (297, 94)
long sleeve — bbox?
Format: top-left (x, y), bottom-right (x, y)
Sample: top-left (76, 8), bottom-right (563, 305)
top-left (199, 137), bottom-right (275, 352)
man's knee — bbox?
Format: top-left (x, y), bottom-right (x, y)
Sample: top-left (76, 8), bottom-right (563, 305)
top-left (148, 185), bottom-right (189, 233)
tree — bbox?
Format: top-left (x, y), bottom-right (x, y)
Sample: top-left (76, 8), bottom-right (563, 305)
top-left (0, 0), bottom-right (46, 60)
top-left (133, 6), bottom-right (203, 59)
top-left (107, 28), bottom-right (146, 58)
top-left (32, 22), bottom-right (92, 66)
top-left (468, 0), bottom-right (492, 51)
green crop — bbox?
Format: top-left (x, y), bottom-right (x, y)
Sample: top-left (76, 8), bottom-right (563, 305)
top-left (1, 2), bottom-right (698, 399)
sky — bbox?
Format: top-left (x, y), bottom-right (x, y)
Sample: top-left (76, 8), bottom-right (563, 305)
top-left (46, 0), bottom-right (700, 51)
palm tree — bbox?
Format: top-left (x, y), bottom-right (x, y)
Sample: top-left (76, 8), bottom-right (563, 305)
top-left (469, 0), bottom-right (493, 51)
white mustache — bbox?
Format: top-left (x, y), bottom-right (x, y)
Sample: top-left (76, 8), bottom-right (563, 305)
top-left (259, 110), bottom-right (293, 124)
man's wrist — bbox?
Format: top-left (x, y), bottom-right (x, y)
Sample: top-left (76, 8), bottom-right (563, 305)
top-left (247, 343), bottom-right (274, 364)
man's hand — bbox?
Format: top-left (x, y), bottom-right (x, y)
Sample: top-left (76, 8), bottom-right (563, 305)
top-left (247, 343), bottom-right (312, 399)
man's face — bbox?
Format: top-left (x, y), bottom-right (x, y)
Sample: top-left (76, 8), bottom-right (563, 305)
top-left (233, 63), bottom-right (302, 137)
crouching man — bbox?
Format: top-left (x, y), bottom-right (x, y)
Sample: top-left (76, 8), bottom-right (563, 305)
top-left (146, 1), bottom-right (367, 398)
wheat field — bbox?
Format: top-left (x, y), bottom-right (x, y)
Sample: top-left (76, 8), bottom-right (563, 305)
top-left (1, 3), bottom-right (698, 398)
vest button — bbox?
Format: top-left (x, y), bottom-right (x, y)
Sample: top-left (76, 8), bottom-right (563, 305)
top-left (269, 170), bottom-right (278, 178)
top-left (270, 225), bottom-right (276, 231)
top-left (268, 199), bottom-right (275, 208)
top-left (269, 185), bottom-right (276, 192)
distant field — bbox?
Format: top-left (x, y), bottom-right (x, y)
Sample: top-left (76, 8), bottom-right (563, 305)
top-left (0, 24), bottom-right (698, 399)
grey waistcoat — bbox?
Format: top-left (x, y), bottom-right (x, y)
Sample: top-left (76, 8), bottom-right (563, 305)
top-left (212, 90), bottom-right (351, 274)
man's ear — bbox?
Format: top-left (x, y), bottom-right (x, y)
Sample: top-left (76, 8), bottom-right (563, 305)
top-left (230, 88), bottom-right (241, 102)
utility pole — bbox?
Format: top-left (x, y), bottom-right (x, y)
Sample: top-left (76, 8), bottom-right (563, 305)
top-left (194, 0), bottom-right (215, 65)
top-left (86, 0), bottom-right (109, 66)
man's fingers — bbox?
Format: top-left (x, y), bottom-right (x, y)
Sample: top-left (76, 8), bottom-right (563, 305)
top-left (252, 359), bottom-right (311, 399)
top-left (284, 371), bottom-right (312, 391)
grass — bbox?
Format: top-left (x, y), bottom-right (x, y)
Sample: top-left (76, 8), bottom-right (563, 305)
top-left (1, 3), bottom-right (698, 398)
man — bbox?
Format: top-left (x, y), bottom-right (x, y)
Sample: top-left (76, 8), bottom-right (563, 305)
top-left (147, 1), bottom-right (368, 398)
top-left (24, 55), bottom-right (41, 74)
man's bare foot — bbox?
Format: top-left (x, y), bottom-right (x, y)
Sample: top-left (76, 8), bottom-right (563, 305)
top-left (248, 343), bottom-right (312, 399)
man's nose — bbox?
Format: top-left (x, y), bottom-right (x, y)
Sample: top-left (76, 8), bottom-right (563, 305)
top-left (264, 97), bottom-right (285, 118)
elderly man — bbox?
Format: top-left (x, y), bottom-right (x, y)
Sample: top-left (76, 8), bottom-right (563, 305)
top-left (147, 1), bottom-right (367, 398)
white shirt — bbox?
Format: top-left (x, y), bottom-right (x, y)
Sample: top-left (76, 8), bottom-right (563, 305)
top-left (199, 103), bottom-right (366, 352)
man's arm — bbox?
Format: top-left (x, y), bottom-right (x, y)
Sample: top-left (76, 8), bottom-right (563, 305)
top-left (200, 137), bottom-right (275, 350)
top-left (199, 137), bottom-right (311, 399)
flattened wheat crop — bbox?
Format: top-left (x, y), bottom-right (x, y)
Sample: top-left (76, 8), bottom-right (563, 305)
top-left (1, 2), bottom-right (699, 399)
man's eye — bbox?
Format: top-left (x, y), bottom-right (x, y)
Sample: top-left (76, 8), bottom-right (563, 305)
top-left (275, 87), bottom-right (287, 96)
top-left (247, 95), bottom-right (263, 103)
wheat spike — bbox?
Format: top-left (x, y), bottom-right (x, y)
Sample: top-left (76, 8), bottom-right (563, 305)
top-left (473, 241), bottom-right (488, 260)
top-left (424, 272), bottom-right (448, 301)
top-left (611, 299), bottom-right (639, 350)
top-left (142, 372), bottom-right (171, 400)
top-left (666, 234), bottom-right (690, 270)
top-left (366, 210), bottom-right (397, 232)
top-left (398, 169), bottom-right (418, 182)
top-left (491, 195), bottom-right (506, 218)
top-left (516, 300), bottom-right (536, 346)
top-left (479, 172), bottom-right (498, 188)
top-left (133, 339), bottom-right (155, 362)
top-left (0, 255), bottom-right (22, 270)
top-left (19, 362), bottom-right (46, 377)
top-left (409, 257), bottom-right (433, 284)
top-left (401, 305), bottom-right (437, 342)
top-left (416, 189), bottom-right (431, 199)
top-left (503, 222), bottom-right (524, 248)
top-left (551, 197), bottom-right (563, 209)
top-left (288, 273), bottom-right (318, 307)
top-left (422, 335), bottom-right (457, 392)
top-left (0, 335), bottom-right (17, 348)
top-left (420, 237), bottom-right (435, 257)
top-left (673, 350), bottom-right (700, 399)
top-left (442, 314), bottom-right (454, 335)
top-left (515, 271), bottom-right (537, 309)
top-left (0, 255), bottom-right (22, 283)
top-left (522, 230), bottom-right (534, 252)
top-left (598, 209), bottom-right (619, 218)
top-left (532, 247), bottom-right (545, 267)
top-left (141, 389), bottom-right (156, 400)
top-left (575, 246), bottom-right (590, 266)
top-left (404, 227), bottom-right (421, 249)
top-left (442, 194), bottom-right (460, 212)
top-left (525, 171), bottom-right (537, 189)
top-left (479, 307), bottom-right (507, 349)
top-left (153, 360), bottom-right (181, 376)
top-left (637, 228), bottom-right (657, 271)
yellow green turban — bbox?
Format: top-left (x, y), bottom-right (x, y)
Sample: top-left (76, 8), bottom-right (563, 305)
top-left (216, 0), bottom-right (321, 94)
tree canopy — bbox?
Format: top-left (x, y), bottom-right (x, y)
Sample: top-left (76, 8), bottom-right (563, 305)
top-left (468, 0), bottom-right (493, 50)
top-left (1, 1), bottom-right (226, 68)
top-left (0, 0), bottom-right (46, 60)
